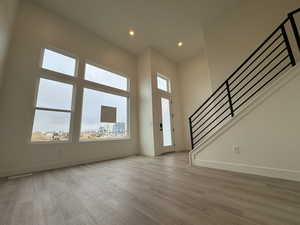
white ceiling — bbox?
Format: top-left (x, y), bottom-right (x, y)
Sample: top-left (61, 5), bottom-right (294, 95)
top-left (30, 0), bottom-right (240, 62)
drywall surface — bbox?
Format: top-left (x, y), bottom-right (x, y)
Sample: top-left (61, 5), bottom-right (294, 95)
top-left (137, 49), bottom-right (155, 156)
top-left (0, 1), bottom-right (139, 177)
top-left (205, 0), bottom-right (300, 90)
top-left (0, 0), bottom-right (18, 88)
top-left (178, 53), bottom-right (212, 149)
top-left (137, 48), bottom-right (185, 156)
top-left (150, 49), bottom-right (185, 154)
top-left (193, 65), bottom-right (300, 181)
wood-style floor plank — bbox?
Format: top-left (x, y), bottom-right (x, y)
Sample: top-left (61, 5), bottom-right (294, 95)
top-left (0, 152), bottom-right (300, 225)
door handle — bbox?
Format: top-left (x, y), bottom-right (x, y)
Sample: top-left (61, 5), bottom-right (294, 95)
top-left (159, 123), bottom-right (163, 131)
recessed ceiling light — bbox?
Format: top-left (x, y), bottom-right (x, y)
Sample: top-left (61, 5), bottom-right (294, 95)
top-left (129, 29), bottom-right (135, 36)
top-left (177, 42), bottom-right (183, 47)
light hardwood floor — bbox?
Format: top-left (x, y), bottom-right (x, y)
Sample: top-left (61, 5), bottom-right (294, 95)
top-left (1, 152), bottom-right (300, 225)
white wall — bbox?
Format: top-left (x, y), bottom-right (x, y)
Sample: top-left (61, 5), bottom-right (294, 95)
top-left (137, 49), bottom-right (155, 156)
top-left (178, 53), bottom-right (212, 150)
top-left (0, 1), bottom-right (139, 177)
top-left (187, 0), bottom-right (300, 181)
top-left (178, 0), bottom-right (300, 148)
top-left (150, 49), bottom-right (185, 154)
top-left (205, 0), bottom-right (300, 90)
top-left (137, 48), bottom-right (185, 156)
top-left (1, 0), bottom-right (298, 177)
top-left (193, 65), bottom-right (300, 181)
top-left (0, 0), bottom-right (19, 88)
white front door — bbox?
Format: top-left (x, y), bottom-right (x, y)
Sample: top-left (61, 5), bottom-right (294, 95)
top-left (154, 73), bottom-right (175, 155)
top-left (158, 94), bottom-right (174, 154)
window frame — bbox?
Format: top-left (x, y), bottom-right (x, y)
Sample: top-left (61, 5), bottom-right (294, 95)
top-left (30, 47), bottom-right (131, 144)
top-left (31, 75), bottom-right (76, 144)
top-left (84, 60), bottom-right (130, 92)
top-left (79, 87), bottom-right (130, 142)
top-left (157, 73), bottom-right (171, 93)
top-left (78, 61), bottom-right (131, 142)
top-left (39, 47), bottom-right (79, 77)
top-left (30, 47), bottom-right (78, 144)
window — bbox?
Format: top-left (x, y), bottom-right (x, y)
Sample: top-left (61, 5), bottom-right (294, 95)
top-left (157, 74), bottom-right (170, 92)
top-left (31, 47), bottom-right (130, 143)
top-left (161, 97), bottom-right (172, 146)
top-left (42, 49), bottom-right (76, 76)
top-left (80, 88), bottom-right (128, 141)
top-left (36, 78), bottom-right (73, 110)
top-left (31, 78), bottom-right (73, 142)
top-left (85, 63), bottom-right (128, 91)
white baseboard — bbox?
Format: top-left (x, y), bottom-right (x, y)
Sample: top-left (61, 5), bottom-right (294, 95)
top-left (0, 153), bottom-right (135, 178)
top-left (193, 159), bottom-right (300, 182)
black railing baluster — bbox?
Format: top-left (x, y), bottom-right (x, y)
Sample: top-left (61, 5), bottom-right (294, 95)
top-left (288, 13), bottom-right (300, 51)
top-left (189, 117), bottom-right (194, 149)
top-left (281, 24), bottom-right (296, 66)
top-left (225, 81), bottom-right (234, 117)
top-left (189, 9), bottom-right (299, 150)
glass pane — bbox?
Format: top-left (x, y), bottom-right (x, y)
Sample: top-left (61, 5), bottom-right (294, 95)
top-left (31, 110), bottom-right (71, 142)
top-left (161, 97), bottom-right (172, 146)
top-left (36, 78), bottom-right (73, 110)
top-left (80, 88), bottom-right (128, 141)
top-left (157, 76), bottom-right (168, 92)
top-left (42, 49), bottom-right (76, 76)
top-left (85, 64), bottom-right (128, 91)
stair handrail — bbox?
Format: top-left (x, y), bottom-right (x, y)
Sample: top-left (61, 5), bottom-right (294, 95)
top-left (189, 8), bottom-right (300, 150)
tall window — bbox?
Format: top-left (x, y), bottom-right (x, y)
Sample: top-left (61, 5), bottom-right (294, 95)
top-left (31, 48), bottom-right (130, 143)
top-left (80, 63), bottom-right (129, 141)
top-left (31, 49), bottom-right (76, 142)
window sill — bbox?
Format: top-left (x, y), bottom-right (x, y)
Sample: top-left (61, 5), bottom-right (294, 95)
top-left (30, 140), bottom-right (71, 145)
top-left (79, 136), bottom-right (131, 143)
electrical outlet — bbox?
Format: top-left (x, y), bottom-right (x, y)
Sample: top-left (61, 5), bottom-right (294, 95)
top-left (233, 145), bottom-right (240, 154)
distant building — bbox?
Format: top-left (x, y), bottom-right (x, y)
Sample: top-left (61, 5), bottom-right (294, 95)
top-left (98, 126), bottom-right (107, 136)
top-left (112, 122), bottom-right (126, 136)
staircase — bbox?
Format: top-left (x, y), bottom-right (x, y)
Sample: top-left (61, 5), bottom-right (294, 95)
top-left (189, 8), bottom-right (300, 154)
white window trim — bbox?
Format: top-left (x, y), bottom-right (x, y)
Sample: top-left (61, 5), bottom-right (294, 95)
top-left (30, 77), bottom-right (75, 144)
top-left (78, 87), bottom-right (130, 143)
top-left (77, 60), bottom-right (131, 142)
top-left (39, 47), bottom-right (80, 77)
top-left (30, 47), bottom-right (131, 144)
